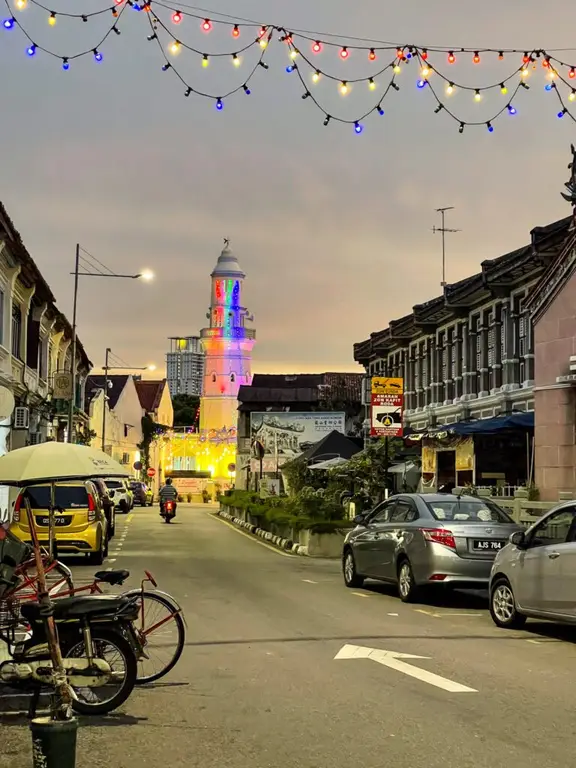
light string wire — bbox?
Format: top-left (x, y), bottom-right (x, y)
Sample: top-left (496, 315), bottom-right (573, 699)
top-left (3, 0), bottom-right (128, 60)
top-left (3, 0), bottom-right (576, 128)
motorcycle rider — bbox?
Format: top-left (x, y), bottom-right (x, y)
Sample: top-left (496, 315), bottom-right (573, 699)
top-left (159, 477), bottom-right (178, 517)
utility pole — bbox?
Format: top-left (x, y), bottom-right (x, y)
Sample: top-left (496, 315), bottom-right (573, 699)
top-left (101, 347), bottom-right (111, 453)
top-left (67, 244), bottom-right (80, 442)
top-left (432, 207), bottom-right (461, 288)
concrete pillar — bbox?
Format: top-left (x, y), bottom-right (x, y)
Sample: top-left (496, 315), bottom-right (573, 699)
top-left (453, 325), bottom-right (463, 401)
top-left (502, 305), bottom-right (519, 390)
top-left (534, 384), bottom-right (576, 501)
top-left (491, 304), bottom-right (503, 392)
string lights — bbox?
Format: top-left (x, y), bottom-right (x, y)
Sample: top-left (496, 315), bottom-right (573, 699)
top-left (2, 0), bottom-right (576, 133)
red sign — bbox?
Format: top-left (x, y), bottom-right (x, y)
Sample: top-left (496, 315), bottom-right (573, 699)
top-left (370, 393), bottom-right (403, 438)
top-left (147, 468), bottom-right (156, 478)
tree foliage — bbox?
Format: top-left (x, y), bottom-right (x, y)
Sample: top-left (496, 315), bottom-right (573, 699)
top-left (328, 438), bottom-right (404, 502)
top-left (138, 415), bottom-right (169, 472)
top-left (172, 394), bottom-right (200, 427)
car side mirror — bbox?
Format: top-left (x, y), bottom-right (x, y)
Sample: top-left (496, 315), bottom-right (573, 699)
top-left (510, 530), bottom-right (526, 548)
top-left (353, 514), bottom-right (367, 526)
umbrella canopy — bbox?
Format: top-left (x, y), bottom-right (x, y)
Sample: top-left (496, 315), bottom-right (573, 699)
top-left (308, 456), bottom-right (350, 470)
top-left (0, 442), bottom-right (130, 487)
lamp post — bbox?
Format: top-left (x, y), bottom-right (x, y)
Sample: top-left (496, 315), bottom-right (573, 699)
top-left (67, 244), bottom-right (153, 443)
top-left (100, 349), bottom-right (156, 453)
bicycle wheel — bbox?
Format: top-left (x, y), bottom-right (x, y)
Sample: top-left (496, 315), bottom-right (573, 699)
top-left (17, 560), bottom-right (74, 601)
top-left (129, 590), bottom-right (186, 684)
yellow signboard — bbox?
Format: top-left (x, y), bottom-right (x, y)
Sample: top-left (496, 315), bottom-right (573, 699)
top-left (371, 377), bottom-right (404, 396)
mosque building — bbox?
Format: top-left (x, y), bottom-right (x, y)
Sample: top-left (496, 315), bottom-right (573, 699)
top-left (159, 241), bottom-right (256, 498)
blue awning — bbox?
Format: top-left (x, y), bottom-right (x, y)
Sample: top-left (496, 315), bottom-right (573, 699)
top-left (406, 411), bottom-right (534, 439)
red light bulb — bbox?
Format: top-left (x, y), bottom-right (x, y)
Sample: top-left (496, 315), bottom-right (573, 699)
top-left (570, 68), bottom-right (576, 79)
top-left (421, 49), bottom-right (428, 60)
top-left (523, 52), bottom-right (530, 63)
top-left (339, 46), bottom-right (349, 59)
top-left (202, 18), bottom-right (212, 32)
top-left (171, 11), bottom-right (182, 24)
top-left (258, 26), bottom-right (266, 38)
top-left (232, 24), bottom-right (239, 38)
top-left (542, 58), bottom-right (550, 68)
top-left (368, 48), bottom-right (376, 61)
top-left (312, 40), bottom-right (322, 53)
top-left (448, 52), bottom-right (455, 64)
top-left (473, 52), bottom-right (480, 64)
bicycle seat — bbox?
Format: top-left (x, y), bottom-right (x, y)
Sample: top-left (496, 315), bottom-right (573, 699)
top-left (20, 595), bottom-right (136, 623)
top-left (94, 569), bottom-right (130, 585)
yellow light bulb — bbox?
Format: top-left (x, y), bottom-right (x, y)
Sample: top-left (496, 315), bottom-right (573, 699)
top-left (16, 0), bottom-right (27, 9)
top-left (474, 90), bottom-right (482, 102)
top-left (570, 91), bottom-right (576, 102)
top-left (421, 66), bottom-right (430, 77)
top-left (446, 83), bottom-right (454, 95)
top-left (339, 81), bottom-right (348, 95)
top-left (548, 69), bottom-right (557, 79)
top-left (290, 50), bottom-right (298, 60)
top-left (312, 71), bottom-right (320, 83)
top-left (501, 84), bottom-right (508, 95)
top-left (232, 54), bottom-right (241, 67)
top-left (393, 64), bottom-right (401, 74)
top-left (520, 67), bottom-right (529, 78)
top-left (169, 41), bottom-right (181, 55)
top-left (259, 38), bottom-right (267, 49)
top-left (202, 55), bottom-right (209, 68)
top-left (48, 12), bottom-right (56, 25)
top-left (368, 78), bottom-right (376, 91)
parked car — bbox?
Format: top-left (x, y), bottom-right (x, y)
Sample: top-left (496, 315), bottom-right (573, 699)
top-left (9, 480), bottom-right (108, 564)
top-left (92, 478), bottom-right (116, 539)
top-left (104, 478), bottom-right (133, 514)
top-left (489, 500), bottom-right (576, 629)
top-left (129, 481), bottom-right (154, 507)
top-left (342, 493), bottom-right (522, 602)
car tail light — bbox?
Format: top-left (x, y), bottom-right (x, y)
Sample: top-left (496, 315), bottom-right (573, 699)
top-left (88, 494), bottom-right (96, 522)
top-left (429, 573), bottom-right (447, 581)
top-left (422, 528), bottom-right (456, 550)
top-left (13, 493), bottom-right (23, 522)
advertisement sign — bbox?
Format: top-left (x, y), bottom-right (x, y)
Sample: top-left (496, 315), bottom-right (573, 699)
top-left (260, 478), bottom-right (280, 498)
top-left (53, 370), bottom-right (73, 400)
top-left (250, 411), bottom-right (346, 463)
top-left (370, 378), bottom-right (404, 437)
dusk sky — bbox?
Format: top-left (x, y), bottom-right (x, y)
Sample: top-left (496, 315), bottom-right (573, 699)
top-left (1, 0), bottom-right (576, 376)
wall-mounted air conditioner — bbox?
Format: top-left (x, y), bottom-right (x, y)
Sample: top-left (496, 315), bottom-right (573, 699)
top-left (13, 406), bottom-right (29, 430)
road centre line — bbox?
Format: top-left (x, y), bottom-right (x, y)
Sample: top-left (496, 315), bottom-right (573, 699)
top-left (209, 512), bottom-right (296, 558)
top-left (302, 579), bottom-right (318, 584)
top-left (351, 592), bottom-right (370, 598)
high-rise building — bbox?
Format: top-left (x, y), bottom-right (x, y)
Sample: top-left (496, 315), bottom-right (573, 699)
top-left (166, 336), bottom-right (205, 397)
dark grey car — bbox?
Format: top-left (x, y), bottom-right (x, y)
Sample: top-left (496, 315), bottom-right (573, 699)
top-left (342, 493), bottom-right (522, 602)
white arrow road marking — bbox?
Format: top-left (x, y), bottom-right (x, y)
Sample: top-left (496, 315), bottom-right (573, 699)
top-left (334, 644), bottom-right (477, 693)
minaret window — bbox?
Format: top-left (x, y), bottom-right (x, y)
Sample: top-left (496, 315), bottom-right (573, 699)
top-left (230, 373), bottom-right (235, 383)
top-left (212, 373), bottom-right (216, 383)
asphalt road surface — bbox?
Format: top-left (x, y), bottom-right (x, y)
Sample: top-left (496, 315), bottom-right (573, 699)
top-left (2, 504), bottom-right (576, 768)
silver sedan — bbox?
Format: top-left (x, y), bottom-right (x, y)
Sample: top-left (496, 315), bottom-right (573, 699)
top-left (342, 493), bottom-right (521, 602)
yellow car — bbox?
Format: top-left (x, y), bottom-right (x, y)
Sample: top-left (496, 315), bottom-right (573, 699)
top-left (10, 480), bottom-right (108, 564)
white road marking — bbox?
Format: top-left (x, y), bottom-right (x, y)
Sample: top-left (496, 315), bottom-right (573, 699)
top-left (351, 592), bottom-right (370, 598)
top-left (107, 558), bottom-right (117, 563)
top-left (302, 579), bottom-right (318, 584)
top-left (209, 512), bottom-right (296, 558)
top-left (415, 609), bottom-right (483, 619)
top-left (387, 613), bottom-right (399, 616)
top-left (335, 643), bottom-right (477, 694)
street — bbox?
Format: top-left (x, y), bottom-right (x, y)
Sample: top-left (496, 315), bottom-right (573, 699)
top-left (2, 504), bottom-right (576, 768)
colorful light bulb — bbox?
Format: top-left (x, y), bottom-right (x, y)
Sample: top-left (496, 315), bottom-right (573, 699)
top-left (232, 54), bottom-right (240, 67)
top-left (393, 64), bottom-right (401, 74)
top-left (339, 46), bottom-right (349, 59)
top-left (474, 89), bottom-right (482, 101)
top-left (312, 41), bottom-right (321, 53)
top-left (26, 43), bottom-right (36, 56)
top-left (259, 37), bottom-right (268, 49)
top-left (421, 66), bottom-right (430, 77)
top-left (339, 80), bottom-right (348, 95)
top-left (446, 83), bottom-right (455, 95)
top-left (169, 40), bottom-right (181, 55)
top-left (558, 109), bottom-right (567, 118)
top-left (171, 11), bottom-right (182, 23)
top-left (62, 57), bottom-right (69, 70)
top-left (48, 11), bottom-right (56, 25)
top-left (312, 70), bottom-right (321, 83)
top-left (216, 98), bottom-right (223, 110)
top-left (508, 104), bottom-right (516, 115)
top-left (202, 54), bottom-right (209, 67)
top-left (232, 24), bottom-right (239, 38)
top-left (93, 49), bottom-right (103, 61)
top-left (500, 83), bottom-right (508, 94)
top-left (473, 52), bottom-right (480, 64)
top-left (354, 122), bottom-right (363, 134)
top-left (369, 48), bottom-right (376, 61)
top-left (368, 78), bottom-right (376, 90)
top-left (520, 67), bottom-right (529, 78)
top-left (417, 79), bottom-right (427, 89)
top-left (15, 0), bottom-right (26, 10)
top-left (201, 18), bottom-right (211, 32)
top-left (2, 17), bottom-right (14, 28)
top-left (569, 68), bottom-right (576, 79)
top-left (569, 90), bottom-right (576, 102)
top-left (258, 26), bottom-right (266, 38)
top-left (487, 122), bottom-right (494, 132)
top-left (289, 49), bottom-right (298, 60)
top-left (421, 49), bottom-right (428, 60)
top-left (447, 51), bottom-right (455, 64)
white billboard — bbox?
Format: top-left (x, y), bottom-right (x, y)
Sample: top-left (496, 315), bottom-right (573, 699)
top-left (250, 411), bottom-right (346, 467)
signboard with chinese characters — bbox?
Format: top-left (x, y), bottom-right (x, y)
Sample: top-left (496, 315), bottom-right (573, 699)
top-left (250, 411), bottom-right (346, 462)
top-left (53, 370), bottom-right (73, 400)
top-left (370, 378), bottom-right (404, 438)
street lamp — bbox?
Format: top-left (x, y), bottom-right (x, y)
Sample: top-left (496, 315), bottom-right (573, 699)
top-left (68, 244), bottom-right (154, 443)
top-left (101, 347), bottom-right (156, 453)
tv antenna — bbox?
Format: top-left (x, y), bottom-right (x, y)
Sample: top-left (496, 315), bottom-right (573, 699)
top-left (432, 207), bottom-right (461, 288)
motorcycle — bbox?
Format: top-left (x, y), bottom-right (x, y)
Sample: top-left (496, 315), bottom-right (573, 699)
top-left (160, 500), bottom-right (176, 523)
top-left (0, 593), bottom-right (141, 716)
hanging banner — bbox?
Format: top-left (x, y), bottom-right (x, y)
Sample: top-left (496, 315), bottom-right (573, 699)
top-left (370, 378), bottom-right (404, 437)
top-left (421, 445), bottom-right (437, 474)
top-left (53, 370), bottom-right (73, 400)
top-left (456, 437), bottom-right (474, 471)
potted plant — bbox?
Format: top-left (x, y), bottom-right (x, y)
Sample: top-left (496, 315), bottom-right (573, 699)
top-left (186, 493), bottom-right (193, 503)
top-left (202, 489), bottom-right (211, 504)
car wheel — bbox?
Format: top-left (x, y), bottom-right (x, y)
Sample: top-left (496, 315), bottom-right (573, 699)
top-left (343, 549), bottom-right (364, 588)
top-left (490, 578), bottom-right (527, 629)
top-left (397, 559), bottom-right (419, 603)
top-left (88, 537), bottom-right (105, 565)
top-left (119, 500), bottom-right (128, 514)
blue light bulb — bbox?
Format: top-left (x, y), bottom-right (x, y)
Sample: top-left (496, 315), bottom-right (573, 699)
top-left (62, 59), bottom-right (69, 70)
top-left (558, 110), bottom-right (565, 118)
top-left (286, 65), bottom-right (294, 73)
top-left (417, 79), bottom-right (427, 89)
top-left (3, 18), bottom-right (15, 29)
top-left (354, 122), bottom-right (363, 134)
top-left (216, 98), bottom-right (223, 110)
top-left (377, 107), bottom-right (384, 116)
top-left (508, 105), bottom-right (516, 115)
top-left (26, 44), bottom-right (36, 56)
top-left (545, 83), bottom-right (553, 91)
top-left (94, 50), bottom-right (103, 62)
top-left (487, 123), bottom-right (494, 132)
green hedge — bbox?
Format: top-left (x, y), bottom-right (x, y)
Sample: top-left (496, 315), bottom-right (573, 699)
top-left (221, 490), bottom-right (352, 534)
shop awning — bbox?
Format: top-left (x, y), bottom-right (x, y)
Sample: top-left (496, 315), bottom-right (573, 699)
top-left (406, 411), bottom-right (534, 439)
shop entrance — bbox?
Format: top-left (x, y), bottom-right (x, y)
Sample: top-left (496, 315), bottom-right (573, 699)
top-left (437, 450), bottom-right (456, 489)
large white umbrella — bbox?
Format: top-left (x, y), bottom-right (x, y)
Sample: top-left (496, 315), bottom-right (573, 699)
top-left (0, 441), bottom-right (129, 486)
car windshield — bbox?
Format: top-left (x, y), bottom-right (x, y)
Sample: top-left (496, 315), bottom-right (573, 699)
top-left (129, 482), bottom-right (142, 489)
top-left (106, 481), bottom-right (123, 490)
top-left (26, 485), bottom-right (89, 510)
top-left (425, 498), bottom-right (512, 523)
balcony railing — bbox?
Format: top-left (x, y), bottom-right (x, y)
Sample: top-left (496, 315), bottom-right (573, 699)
top-left (200, 327), bottom-right (256, 340)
